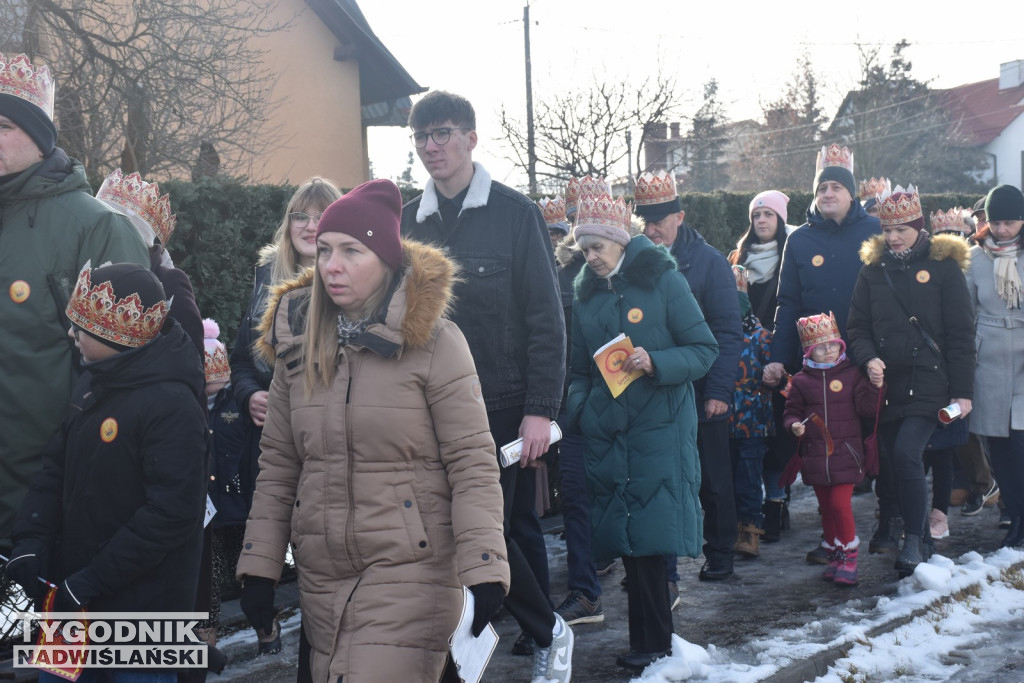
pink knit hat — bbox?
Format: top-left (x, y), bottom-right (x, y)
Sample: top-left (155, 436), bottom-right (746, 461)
top-left (316, 179), bottom-right (403, 272)
top-left (749, 190), bottom-right (789, 224)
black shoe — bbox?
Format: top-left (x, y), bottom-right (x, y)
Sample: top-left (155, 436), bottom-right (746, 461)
top-left (962, 483), bottom-right (999, 516)
top-left (616, 648), bottom-right (671, 673)
top-left (869, 516), bottom-right (903, 554)
top-left (511, 630), bottom-right (534, 656)
top-left (1001, 518), bottom-right (1023, 547)
top-left (762, 500), bottom-right (783, 543)
top-left (207, 644), bottom-right (228, 674)
top-left (620, 575), bottom-right (628, 591)
top-left (895, 533), bottom-right (924, 578)
top-left (256, 619), bottom-right (282, 656)
top-left (595, 559), bottom-right (616, 576)
top-left (999, 512), bottom-right (1013, 530)
top-left (698, 559), bottom-right (733, 581)
top-left (805, 545), bottom-right (830, 565)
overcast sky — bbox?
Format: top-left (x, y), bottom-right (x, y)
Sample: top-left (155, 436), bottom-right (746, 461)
top-left (360, 0), bottom-right (1024, 190)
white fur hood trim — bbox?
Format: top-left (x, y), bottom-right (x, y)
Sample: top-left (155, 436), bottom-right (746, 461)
top-left (415, 162), bottom-right (492, 223)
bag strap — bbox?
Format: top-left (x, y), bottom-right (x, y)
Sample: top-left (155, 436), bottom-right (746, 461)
top-left (881, 268), bottom-right (943, 357)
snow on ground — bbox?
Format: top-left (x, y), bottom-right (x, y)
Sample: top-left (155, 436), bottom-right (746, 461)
top-left (630, 547), bottom-right (1024, 682)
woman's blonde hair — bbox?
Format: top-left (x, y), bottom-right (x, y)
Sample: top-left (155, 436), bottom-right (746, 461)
top-left (259, 177), bottom-right (342, 285)
top-left (302, 255), bottom-right (399, 392)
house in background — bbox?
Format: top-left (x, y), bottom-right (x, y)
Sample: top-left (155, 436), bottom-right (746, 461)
top-left (939, 60), bottom-right (1024, 190)
top-left (239, 0), bottom-right (424, 186)
top-left (642, 119), bottom-right (763, 191)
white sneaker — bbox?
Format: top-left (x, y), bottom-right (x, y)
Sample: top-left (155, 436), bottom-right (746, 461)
top-left (531, 613), bottom-right (573, 683)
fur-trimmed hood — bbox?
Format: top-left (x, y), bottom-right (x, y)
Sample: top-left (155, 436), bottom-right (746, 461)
top-left (575, 235), bottom-right (677, 301)
top-left (254, 239), bottom-right (455, 363)
top-left (415, 162), bottom-right (492, 224)
top-left (555, 236), bottom-right (582, 268)
top-left (858, 232), bottom-right (971, 271)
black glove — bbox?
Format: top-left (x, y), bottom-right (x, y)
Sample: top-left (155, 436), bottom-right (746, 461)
top-left (53, 578), bottom-right (88, 613)
top-left (468, 582), bottom-right (505, 638)
top-left (5, 544), bottom-right (49, 601)
top-left (240, 576), bottom-right (277, 635)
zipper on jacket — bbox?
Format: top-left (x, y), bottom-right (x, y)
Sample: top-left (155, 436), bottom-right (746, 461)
top-left (822, 373), bottom-right (830, 484)
top-left (343, 367), bottom-right (363, 573)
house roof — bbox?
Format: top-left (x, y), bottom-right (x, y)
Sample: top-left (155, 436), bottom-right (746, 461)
top-left (937, 77), bottom-right (1024, 146)
top-left (306, 0), bottom-right (425, 111)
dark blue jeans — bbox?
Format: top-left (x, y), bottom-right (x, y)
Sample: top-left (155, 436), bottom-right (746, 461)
top-left (555, 410), bottom-right (601, 600)
top-left (731, 437), bottom-right (767, 525)
top-left (988, 430), bottom-right (1024, 518)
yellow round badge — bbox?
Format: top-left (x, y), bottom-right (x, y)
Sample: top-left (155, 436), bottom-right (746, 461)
top-left (627, 308), bottom-right (644, 324)
top-left (9, 280), bottom-right (30, 303)
top-left (829, 380), bottom-right (843, 393)
top-left (100, 418), bottom-right (119, 443)
top-left (812, 255), bottom-right (825, 267)
top-left (916, 270), bottom-right (930, 283)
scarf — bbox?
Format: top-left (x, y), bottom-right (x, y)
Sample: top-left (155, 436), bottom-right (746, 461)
top-left (981, 235), bottom-right (1022, 309)
top-left (885, 230), bottom-right (929, 264)
top-left (743, 242), bottom-right (780, 285)
top-left (337, 312), bottom-right (369, 346)
top-left (804, 352), bottom-right (847, 370)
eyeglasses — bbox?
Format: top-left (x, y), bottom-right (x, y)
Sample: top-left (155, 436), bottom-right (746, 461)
top-left (289, 212), bottom-right (324, 227)
top-left (410, 127), bottom-right (471, 149)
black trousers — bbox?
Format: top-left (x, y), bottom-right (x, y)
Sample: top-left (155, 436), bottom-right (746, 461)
top-left (622, 555), bottom-right (672, 653)
top-left (698, 420), bottom-right (737, 560)
top-left (490, 406), bottom-right (556, 647)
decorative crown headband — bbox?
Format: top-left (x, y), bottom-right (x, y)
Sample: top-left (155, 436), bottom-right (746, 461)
top-left (859, 177), bottom-right (891, 201)
top-left (877, 184), bottom-right (922, 227)
top-left (65, 262), bottom-right (168, 348)
top-left (930, 207), bottom-right (966, 234)
top-left (797, 312), bottom-right (841, 351)
top-left (633, 170), bottom-right (679, 206)
top-left (0, 53), bottom-right (55, 118)
top-left (575, 194), bottom-right (632, 232)
top-left (96, 169), bottom-right (176, 246)
top-left (816, 144), bottom-right (854, 174)
top-left (566, 176), bottom-right (611, 212)
top-left (537, 196), bottom-right (567, 226)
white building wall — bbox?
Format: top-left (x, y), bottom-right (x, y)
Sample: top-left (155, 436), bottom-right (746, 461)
top-left (986, 103), bottom-right (1024, 189)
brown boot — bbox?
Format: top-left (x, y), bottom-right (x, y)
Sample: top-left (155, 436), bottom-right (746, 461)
top-left (735, 522), bottom-right (763, 558)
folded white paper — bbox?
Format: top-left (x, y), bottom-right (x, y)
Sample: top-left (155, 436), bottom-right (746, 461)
top-left (499, 420), bottom-right (563, 468)
top-left (449, 586), bottom-right (498, 683)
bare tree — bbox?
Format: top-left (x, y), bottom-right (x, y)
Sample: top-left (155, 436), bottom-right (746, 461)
top-left (686, 79), bottom-right (730, 192)
top-left (4, 0), bottom-right (286, 181)
top-left (498, 71), bottom-right (683, 187)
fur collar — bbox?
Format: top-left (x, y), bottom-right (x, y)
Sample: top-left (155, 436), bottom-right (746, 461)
top-left (555, 237), bottom-right (581, 268)
top-left (255, 239), bottom-right (455, 362)
top-left (415, 162), bottom-right (492, 223)
top-left (576, 237), bottom-right (677, 301)
top-left (859, 232), bottom-right (971, 271)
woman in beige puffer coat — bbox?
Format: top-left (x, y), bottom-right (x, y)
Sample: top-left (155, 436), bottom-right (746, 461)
top-left (235, 180), bottom-right (509, 682)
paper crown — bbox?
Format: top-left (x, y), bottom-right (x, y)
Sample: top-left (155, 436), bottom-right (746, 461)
top-left (797, 312), bottom-right (841, 351)
top-left (565, 176), bottom-right (611, 212)
top-left (633, 170), bottom-right (679, 206)
top-left (575, 194), bottom-right (632, 232)
top-left (859, 177), bottom-right (890, 201)
top-left (203, 319), bottom-right (231, 384)
top-left (815, 144), bottom-right (854, 174)
top-left (65, 262), bottom-right (168, 348)
top-left (96, 169), bottom-right (176, 246)
top-left (0, 53), bottom-right (55, 118)
top-left (732, 265), bottom-right (748, 293)
top-left (930, 207), bottom-right (966, 234)
top-left (877, 184), bottom-right (922, 227)
top-left (537, 196), bottom-right (567, 226)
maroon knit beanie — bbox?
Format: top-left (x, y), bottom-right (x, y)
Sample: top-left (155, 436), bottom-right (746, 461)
top-left (316, 179), bottom-right (403, 271)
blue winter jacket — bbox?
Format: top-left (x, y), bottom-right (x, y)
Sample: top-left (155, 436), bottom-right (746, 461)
top-left (668, 225), bottom-right (743, 422)
top-left (771, 202), bottom-right (881, 370)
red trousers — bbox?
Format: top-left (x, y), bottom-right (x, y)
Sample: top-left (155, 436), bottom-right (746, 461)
top-left (814, 484), bottom-right (856, 547)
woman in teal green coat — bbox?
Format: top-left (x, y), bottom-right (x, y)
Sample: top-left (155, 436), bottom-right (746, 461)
top-left (566, 195), bottom-right (718, 671)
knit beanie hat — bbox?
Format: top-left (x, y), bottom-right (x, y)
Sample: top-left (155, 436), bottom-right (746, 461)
top-left (813, 166), bottom-right (857, 201)
top-left (0, 94), bottom-right (56, 156)
top-left (813, 144), bottom-right (856, 199)
top-left (573, 195), bottom-right (632, 246)
top-left (203, 318), bottom-right (230, 384)
top-left (984, 184), bottom-right (1024, 222)
top-left (316, 179), bottom-right (403, 272)
top-left (0, 54), bottom-right (57, 156)
top-left (748, 190), bottom-right (789, 224)
top-left (66, 262), bottom-right (168, 351)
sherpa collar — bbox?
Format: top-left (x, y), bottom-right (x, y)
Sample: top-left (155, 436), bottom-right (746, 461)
top-left (415, 162), bottom-right (492, 223)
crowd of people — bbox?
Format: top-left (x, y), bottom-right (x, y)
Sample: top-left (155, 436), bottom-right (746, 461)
top-left (1, 49), bottom-right (1023, 683)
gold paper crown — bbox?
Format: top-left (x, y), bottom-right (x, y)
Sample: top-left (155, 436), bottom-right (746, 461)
top-left (537, 197), bottom-right (567, 226)
top-left (797, 312), bottom-right (841, 351)
top-left (731, 265), bottom-right (748, 293)
top-left (815, 144), bottom-right (854, 174)
top-left (205, 345), bottom-right (230, 383)
top-left (575, 194), bottom-right (631, 232)
top-left (565, 176), bottom-right (611, 211)
top-left (65, 263), bottom-right (168, 348)
top-left (0, 53), bottom-right (55, 118)
top-left (877, 184), bottom-right (922, 227)
top-left (97, 169), bottom-right (177, 246)
top-left (859, 177), bottom-right (890, 201)
top-left (930, 207), bottom-right (966, 233)
top-left (633, 170), bottom-right (679, 206)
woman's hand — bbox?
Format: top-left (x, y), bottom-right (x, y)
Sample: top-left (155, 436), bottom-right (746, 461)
top-left (951, 398), bottom-right (973, 418)
top-left (248, 390), bottom-right (269, 427)
top-left (763, 362), bottom-right (785, 386)
top-left (791, 422), bottom-right (806, 437)
top-left (705, 399), bottom-right (729, 419)
top-left (865, 358), bottom-right (885, 388)
top-left (626, 347), bottom-right (655, 377)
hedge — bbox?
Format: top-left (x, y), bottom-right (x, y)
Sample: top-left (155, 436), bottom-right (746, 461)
top-left (158, 177), bottom-right (986, 348)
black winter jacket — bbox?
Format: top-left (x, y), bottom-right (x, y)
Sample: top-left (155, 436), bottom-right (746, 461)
top-left (230, 261), bottom-right (275, 419)
top-left (847, 234), bottom-right (975, 422)
top-left (401, 163), bottom-right (565, 418)
top-left (668, 225), bottom-right (743, 421)
top-left (12, 321), bottom-right (208, 612)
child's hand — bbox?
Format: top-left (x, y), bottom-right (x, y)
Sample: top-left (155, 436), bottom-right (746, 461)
top-left (791, 422), bottom-right (805, 437)
top-left (865, 358), bottom-right (885, 387)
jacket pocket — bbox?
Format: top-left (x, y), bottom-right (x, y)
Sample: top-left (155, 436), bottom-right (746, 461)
top-left (843, 441), bottom-right (864, 475)
top-left (395, 483), bottom-right (432, 563)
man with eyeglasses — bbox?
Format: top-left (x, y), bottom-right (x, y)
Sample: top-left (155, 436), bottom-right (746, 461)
top-left (401, 91), bottom-right (573, 683)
